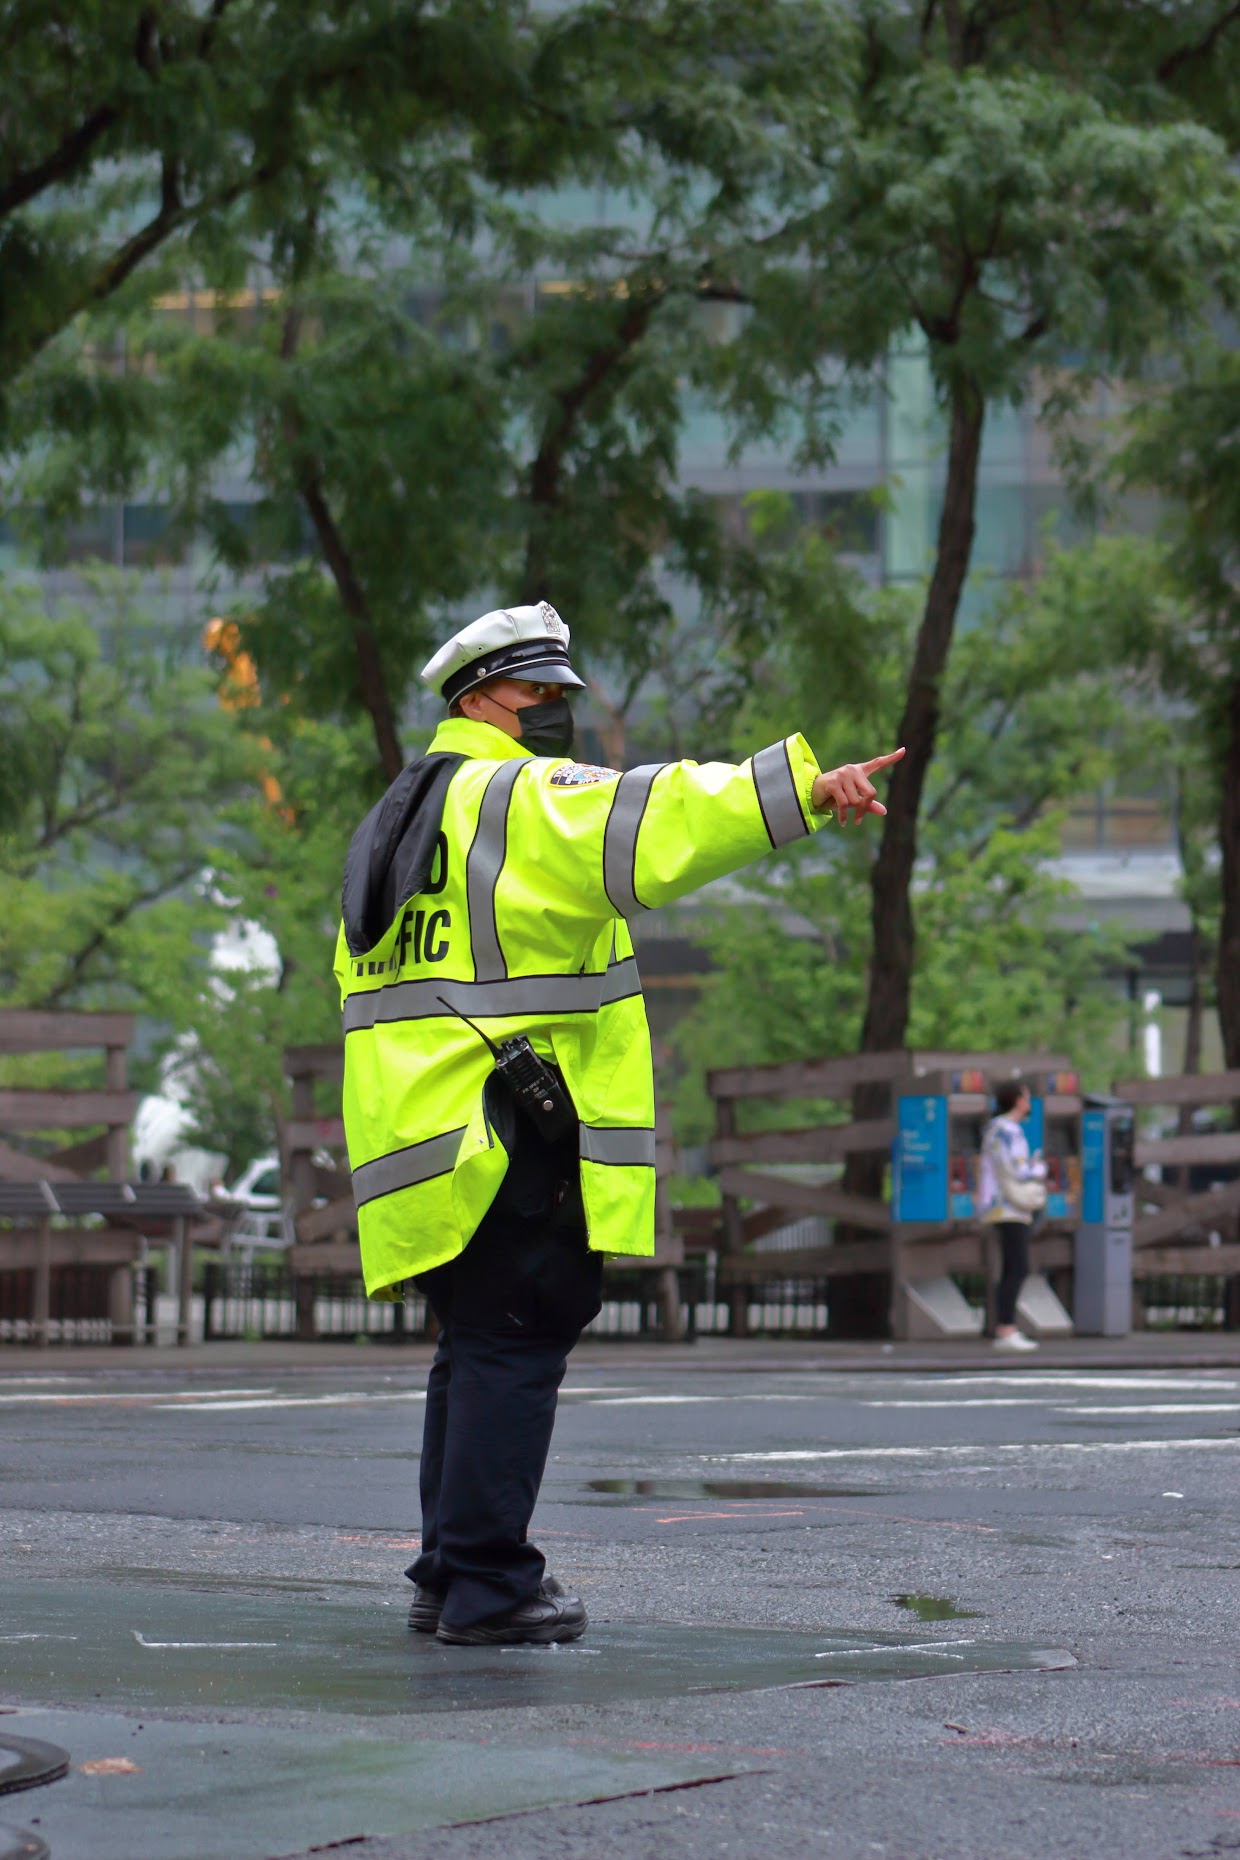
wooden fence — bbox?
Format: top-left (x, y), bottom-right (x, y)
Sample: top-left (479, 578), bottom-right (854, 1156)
top-left (1112, 1069), bottom-right (1240, 1320)
top-left (0, 1009), bottom-right (139, 1341)
top-left (709, 1051), bottom-right (904, 1335)
top-left (0, 1009), bottom-right (235, 1344)
top-left (708, 1049), bottom-right (1081, 1339)
top-left (282, 1046), bottom-right (688, 1339)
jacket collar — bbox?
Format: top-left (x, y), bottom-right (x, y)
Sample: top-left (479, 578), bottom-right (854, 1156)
top-left (428, 717), bottom-right (531, 763)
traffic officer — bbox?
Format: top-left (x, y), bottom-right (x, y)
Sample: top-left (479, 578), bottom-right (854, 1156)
top-left (335, 600), bottom-right (901, 1646)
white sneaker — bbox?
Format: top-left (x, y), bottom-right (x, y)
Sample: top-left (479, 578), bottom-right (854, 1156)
top-left (993, 1331), bottom-right (1039, 1352)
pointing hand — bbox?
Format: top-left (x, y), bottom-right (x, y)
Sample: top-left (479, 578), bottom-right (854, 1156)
top-left (811, 748), bottom-right (905, 826)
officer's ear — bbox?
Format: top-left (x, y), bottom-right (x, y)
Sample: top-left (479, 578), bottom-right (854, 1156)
top-left (455, 685), bottom-right (491, 722)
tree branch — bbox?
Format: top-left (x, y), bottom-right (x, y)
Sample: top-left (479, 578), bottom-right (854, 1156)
top-left (963, 761), bottom-right (1084, 861)
top-left (199, 0), bottom-right (238, 59)
top-left (85, 153), bottom-right (185, 308)
top-left (924, 694), bottom-right (1020, 825)
top-left (37, 868), bottom-right (202, 1009)
top-left (0, 3), bottom-right (171, 223)
top-left (0, 104), bottom-right (120, 218)
top-left (522, 287), bottom-right (664, 594)
top-left (277, 293), bottom-right (405, 785)
top-left (134, 5), bottom-right (161, 77)
top-left (1158, 1), bottom-right (1240, 83)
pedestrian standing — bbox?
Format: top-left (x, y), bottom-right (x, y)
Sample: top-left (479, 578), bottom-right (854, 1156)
top-left (979, 1081), bottom-right (1047, 1352)
top-left (335, 600), bottom-right (902, 1644)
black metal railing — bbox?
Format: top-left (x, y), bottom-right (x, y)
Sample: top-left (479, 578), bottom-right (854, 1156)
top-left (1141, 1273), bottom-right (1240, 1330)
top-left (201, 1262), bottom-right (428, 1340)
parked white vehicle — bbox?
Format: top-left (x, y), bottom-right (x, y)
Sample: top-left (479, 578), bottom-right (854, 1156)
top-left (217, 1155), bottom-right (290, 1253)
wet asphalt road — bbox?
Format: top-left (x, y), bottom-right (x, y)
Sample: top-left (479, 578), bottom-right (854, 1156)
top-left (1, 1348), bottom-right (1239, 1858)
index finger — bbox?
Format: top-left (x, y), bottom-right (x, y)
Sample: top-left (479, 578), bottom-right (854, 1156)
top-left (860, 747), bottom-right (906, 775)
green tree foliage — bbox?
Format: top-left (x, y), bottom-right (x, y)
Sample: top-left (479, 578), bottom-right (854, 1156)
top-left (0, 0), bottom-right (613, 420)
top-left (758, 21), bottom-right (1240, 1081)
top-left (1121, 350), bottom-right (1240, 1067)
top-left (6, 0), bottom-right (859, 786)
top-left (0, 573), bottom-right (374, 1169)
top-left (163, 706), bottom-right (380, 1175)
top-left (669, 519), bottom-right (1168, 1141)
top-left (7, 0), bottom-right (1240, 1180)
top-left (0, 574), bottom-right (255, 1020)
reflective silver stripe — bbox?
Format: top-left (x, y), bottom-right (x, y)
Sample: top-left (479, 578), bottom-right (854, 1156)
top-left (751, 740), bottom-right (810, 847)
top-left (352, 1128), bottom-right (466, 1208)
top-left (343, 959), bottom-right (641, 1033)
top-left (579, 1124), bottom-right (656, 1168)
top-left (467, 760), bottom-right (524, 981)
top-left (601, 952), bottom-right (642, 1003)
top-left (603, 764), bottom-right (663, 916)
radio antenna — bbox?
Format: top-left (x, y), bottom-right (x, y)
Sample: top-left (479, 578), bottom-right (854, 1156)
top-left (437, 996), bottom-right (501, 1058)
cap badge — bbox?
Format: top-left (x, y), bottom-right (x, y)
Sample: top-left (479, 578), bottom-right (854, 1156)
top-left (539, 602), bottom-right (568, 641)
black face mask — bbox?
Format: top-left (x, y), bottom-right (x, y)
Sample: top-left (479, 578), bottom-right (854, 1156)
top-left (493, 695), bottom-right (575, 758)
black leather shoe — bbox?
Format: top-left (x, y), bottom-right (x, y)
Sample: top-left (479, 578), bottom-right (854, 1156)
top-left (435, 1580), bottom-right (584, 1646)
top-left (409, 1572), bottom-right (563, 1634)
top-left (407, 1585), bottom-right (446, 1633)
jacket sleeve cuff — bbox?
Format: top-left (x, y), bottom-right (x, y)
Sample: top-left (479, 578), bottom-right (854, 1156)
top-left (751, 734), bottom-right (826, 845)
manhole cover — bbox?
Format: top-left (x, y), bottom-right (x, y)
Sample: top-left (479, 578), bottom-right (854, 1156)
top-left (0, 1825), bottom-right (50, 1860)
top-left (0, 1738), bottom-right (70, 1797)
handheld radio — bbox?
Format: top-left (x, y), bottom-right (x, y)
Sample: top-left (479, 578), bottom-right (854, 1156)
top-left (437, 998), bottom-right (576, 1144)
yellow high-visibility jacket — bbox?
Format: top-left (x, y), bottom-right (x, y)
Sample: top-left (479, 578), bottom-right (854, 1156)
top-left (334, 717), bottom-right (826, 1298)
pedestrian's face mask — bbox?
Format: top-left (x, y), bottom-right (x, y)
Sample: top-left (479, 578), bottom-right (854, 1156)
top-left (490, 691), bottom-right (576, 758)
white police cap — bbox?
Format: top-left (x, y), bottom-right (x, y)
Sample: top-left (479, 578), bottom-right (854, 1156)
top-left (420, 601), bottom-right (586, 705)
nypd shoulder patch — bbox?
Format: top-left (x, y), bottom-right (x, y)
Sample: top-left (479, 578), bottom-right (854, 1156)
top-left (549, 761), bottom-right (619, 788)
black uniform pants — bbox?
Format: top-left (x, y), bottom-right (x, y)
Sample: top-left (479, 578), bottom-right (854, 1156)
top-left (406, 1109), bottom-right (602, 1631)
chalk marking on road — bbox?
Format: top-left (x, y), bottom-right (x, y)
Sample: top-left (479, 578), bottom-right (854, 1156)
top-left (584, 1394), bottom-right (819, 1406)
top-left (709, 1437), bottom-right (1240, 1463)
top-left (337, 1534), bottom-right (421, 1549)
top-left (155, 1391), bottom-right (429, 1411)
top-left (0, 1388), bottom-right (276, 1404)
top-left (655, 1509), bottom-right (808, 1523)
top-left (815, 1639), bottom-right (974, 1660)
top-left (497, 1645), bottom-right (603, 1655)
top-left (864, 1397), bottom-right (1240, 1412)
top-left (559, 1387), bottom-right (644, 1395)
top-left (865, 1397), bottom-right (1091, 1408)
top-left (893, 1376), bottom-right (1239, 1392)
top-left (131, 1630), bottom-right (281, 1650)
top-left (638, 1501), bottom-right (999, 1533)
top-left (1064, 1403), bottom-right (1240, 1416)
top-left (0, 1633), bottom-right (79, 1641)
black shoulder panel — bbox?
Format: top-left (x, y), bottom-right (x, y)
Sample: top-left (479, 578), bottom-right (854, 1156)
top-left (340, 753), bottom-right (467, 957)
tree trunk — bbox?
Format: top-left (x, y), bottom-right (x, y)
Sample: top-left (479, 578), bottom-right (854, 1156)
top-left (298, 474), bottom-right (405, 785)
top-left (830, 375), bottom-right (985, 1338)
top-left (279, 297), bottom-right (404, 786)
top-left (1216, 670), bottom-right (1240, 1071)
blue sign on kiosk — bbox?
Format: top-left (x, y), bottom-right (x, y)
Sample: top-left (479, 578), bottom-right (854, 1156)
top-left (892, 1094), bottom-right (949, 1223)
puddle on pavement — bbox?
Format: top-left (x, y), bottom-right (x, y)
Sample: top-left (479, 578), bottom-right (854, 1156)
top-left (0, 1578), bottom-right (1070, 1721)
top-left (891, 1593), bottom-right (983, 1624)
top-left (0, 1706), bottom-right (738, 1860)
top-left (586, 1479), bottom-right (895, 1500)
